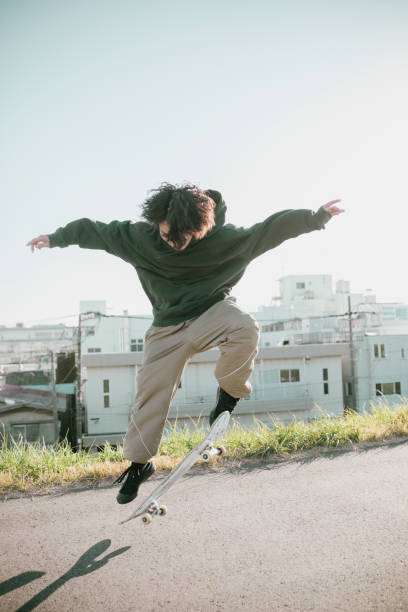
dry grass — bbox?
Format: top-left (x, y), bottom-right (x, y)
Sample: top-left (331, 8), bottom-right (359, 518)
top-left (2, 400), bottom-right (408, 493)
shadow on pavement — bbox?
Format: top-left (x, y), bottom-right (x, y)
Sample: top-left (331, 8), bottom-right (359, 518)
top-left (0, 539), bottom-right (130, 612)
top-left (0, 572), bottom-right (45, 597)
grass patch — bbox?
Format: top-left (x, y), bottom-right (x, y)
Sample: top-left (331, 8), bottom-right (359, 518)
top-left (2, 401), bottom-right (408, 493)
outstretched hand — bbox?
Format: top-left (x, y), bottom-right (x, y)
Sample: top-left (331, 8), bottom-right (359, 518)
top-left (322, 200), bottom-right (344, 217)
top-left (27, 235), bottom-right (50, 252)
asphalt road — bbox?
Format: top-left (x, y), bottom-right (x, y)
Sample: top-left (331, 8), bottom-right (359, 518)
top-left (2, 438), bottom-right (408, 612)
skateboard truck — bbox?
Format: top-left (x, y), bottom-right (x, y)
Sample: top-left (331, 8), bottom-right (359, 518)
top-left (201, 445), bottom-right (226, 462)
top-left (141, 499), bottom-right (168, 525)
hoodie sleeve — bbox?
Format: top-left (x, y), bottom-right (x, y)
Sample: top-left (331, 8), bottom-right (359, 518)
top-left (245, 206), bottom-right (332, 261)
top-left (48, 218), bottom-right (140, 264)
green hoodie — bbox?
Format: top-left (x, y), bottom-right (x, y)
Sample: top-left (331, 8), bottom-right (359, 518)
top-left (48, 190), bottom-right (332, 326)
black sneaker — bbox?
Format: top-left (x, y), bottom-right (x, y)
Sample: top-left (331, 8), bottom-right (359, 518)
top-left (114, 460), bottom-right (156, 504)
top-left (209, 387), bottom-right (240, 427)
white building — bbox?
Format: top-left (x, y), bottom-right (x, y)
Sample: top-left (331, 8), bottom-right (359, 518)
top-left (0, 323), bottom-right (76, 368)
top-left (80, 301), bottom-right (152, 354)
top-left (351, 334), bottom-right (408, 411)
top-left (256, 275), bottom-right (354, 322)
top-left (81, 343), bottom-right (348, 447)
top-left (75, 279), bottom-right (408, 444)
top-left (4, 277), bottom-right (408, 446)
top-left (253, 274), bottom-right (402, 347)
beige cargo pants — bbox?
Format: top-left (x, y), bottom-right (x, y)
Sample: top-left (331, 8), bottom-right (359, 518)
top-left (123, 297), bottom-right (259, 463)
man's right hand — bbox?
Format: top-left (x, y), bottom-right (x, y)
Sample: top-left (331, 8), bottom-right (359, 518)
top-left (27, 235), bottom-right (50, 252)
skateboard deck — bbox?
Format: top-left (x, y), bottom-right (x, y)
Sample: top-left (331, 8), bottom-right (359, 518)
top-left (120, 410), bottom-right (230, 525)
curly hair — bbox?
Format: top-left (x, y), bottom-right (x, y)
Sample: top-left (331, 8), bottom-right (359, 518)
top-left (141, 183), bottom-right (216, 249)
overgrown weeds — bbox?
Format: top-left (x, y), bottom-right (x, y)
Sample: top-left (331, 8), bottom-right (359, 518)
top-left (2, 400), bottom-right (408, 492)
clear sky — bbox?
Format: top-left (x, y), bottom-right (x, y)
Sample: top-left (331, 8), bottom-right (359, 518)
top-left (1, 0), bottom-right (407, 327)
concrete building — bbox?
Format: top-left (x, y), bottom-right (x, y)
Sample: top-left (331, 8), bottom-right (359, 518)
top-left (254, 275), bottom-right (396, 347)
top-left (0, 384), bottom-right (76, 445)
top-left (256, 275), bottom-right (357, 323)
top-left (4, 277), bottom-right (408, 447)
top-left (0, 323), bottom-right (76, 367)
top-left (352, 334), bottom-right (408, 411)
top-left (81, 343), bottom-right (348, 447)
top-left (80, 300), bottom-right (152, 354)
top-left (75, 277), bottom-right (408, 446)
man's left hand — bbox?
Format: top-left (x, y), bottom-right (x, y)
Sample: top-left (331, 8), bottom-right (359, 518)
top-left (322, 200), bottom-right (344, 216)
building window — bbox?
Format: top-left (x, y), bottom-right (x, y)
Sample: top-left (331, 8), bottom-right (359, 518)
top-left (88, 348), bottom-right (101, 353)
top-left (296, 282), bottom-right (305, 289)
top-left (374, 344), bottom-right (386, 358)
top-left (402, 348), bottom-right (405, 359)
top-left (261, 322), bottom-right (284, 332)
top-left (382, 383), bottom-right (394, 395)
top-left (376, 382), bottom-right (401, 395)
top-left (86, 327), bottom-right (95, 336)
top-left (347, 382), bottom-right (353, 396)
top-left (280, 369), bottom-right (300, 383)
top-left (288, 319), bottom-right (302, 330)
top-left (12, 424), bottom-right (26, 440)
top-left (11, 423), bottom-right (40, 442)
top-left (130, 338), bottom-right (144, 352)
top-left (291, 369), bottom-right (300, 382)
top-left (103, 379), bottom-right (110, 407)
top-left (280, 370), bottom-right (289, 383)
top-left (323, 369), bottom-right (329, 394)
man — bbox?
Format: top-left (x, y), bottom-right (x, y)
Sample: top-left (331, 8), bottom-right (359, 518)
top-left (28, 183), bottom-right (344, 504)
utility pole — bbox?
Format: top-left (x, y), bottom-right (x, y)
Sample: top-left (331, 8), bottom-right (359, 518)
top-left (75, 313), bottom-right (83, 449)
top-left (348, 296), bottom-right (358, 412)
top-left (75, 310), bottom-right (100, 449)
top-left (49, 350), bottom-right (59, 442)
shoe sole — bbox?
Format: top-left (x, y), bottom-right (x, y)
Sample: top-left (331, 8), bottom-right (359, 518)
top-left (116, 465), bottom-right (156, 504)
top-left (116, 491), bottom-right (138, 504)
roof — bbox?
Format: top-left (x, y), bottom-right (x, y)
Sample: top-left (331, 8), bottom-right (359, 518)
top-left (21, 383), bottom-right (76, 395)
top-left (0, 403), bottom-right (53, 415)
top-left (0, 385), bottom-right (73, 410)
top-left (82, 343), bottom-right (349, 368)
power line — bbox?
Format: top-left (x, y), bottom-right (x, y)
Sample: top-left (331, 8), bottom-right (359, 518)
top-left (6, 314), bottom-right (80, 325)
top-left (1, 306), bottom-right (391, 329)
top-left (257, 310), bottom-right (382, 325)
top-left (83, 312), bottom-right (152, 320)
top-left (0, 311), bottom-right (153, 328)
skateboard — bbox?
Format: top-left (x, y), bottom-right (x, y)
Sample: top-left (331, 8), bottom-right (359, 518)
top-left (120, 410), bottom-right (230, 525)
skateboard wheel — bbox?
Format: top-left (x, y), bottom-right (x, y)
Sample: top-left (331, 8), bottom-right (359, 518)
top-left (141, 513), bottom-right (152, 525)
top-left (159, 505), bottom-right (167, 516)
top-left (202, 451), bottom-right (210, 462)
top-left (217, 445), bottom-right (226, 456)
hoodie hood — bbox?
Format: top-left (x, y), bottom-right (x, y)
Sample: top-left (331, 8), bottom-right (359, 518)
top-left (205, 189), bottom-right (226, 231)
